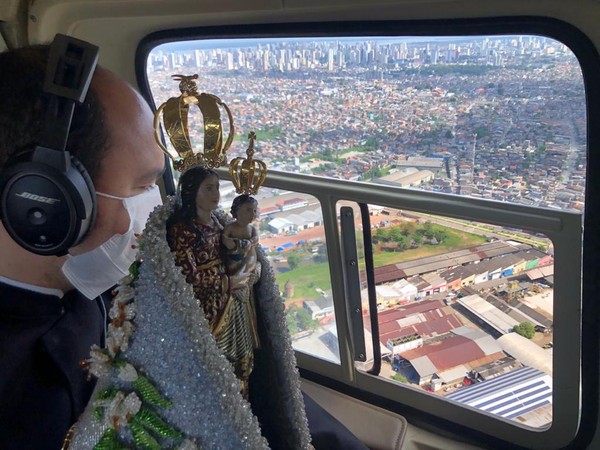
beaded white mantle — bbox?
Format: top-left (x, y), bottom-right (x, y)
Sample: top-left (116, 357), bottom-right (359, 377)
top-left (67, 197), bottom-right (312, 449)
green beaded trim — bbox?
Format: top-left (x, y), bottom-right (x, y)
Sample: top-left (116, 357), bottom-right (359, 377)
top-left (88, 263), bottom-right (187, 449)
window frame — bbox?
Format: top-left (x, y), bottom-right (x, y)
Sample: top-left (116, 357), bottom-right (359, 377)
top-left (138, 16), bottom-right (600, 449)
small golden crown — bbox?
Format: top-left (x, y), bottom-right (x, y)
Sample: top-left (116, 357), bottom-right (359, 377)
top-left (153, 74), bottom-right (234, 171)
top-left (229, 132), bottom-right (267, 195)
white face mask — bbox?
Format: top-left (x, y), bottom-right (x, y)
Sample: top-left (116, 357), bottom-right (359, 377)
top-left (61, 185), bottom-right (162, 300)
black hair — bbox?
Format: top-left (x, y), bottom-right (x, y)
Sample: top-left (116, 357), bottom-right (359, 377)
top-left (171, 166), bottom-right (219, 223)
top-left (0, 45), bottom-right (108, 181)
top-left (230, 194), bottom-right (258, 219)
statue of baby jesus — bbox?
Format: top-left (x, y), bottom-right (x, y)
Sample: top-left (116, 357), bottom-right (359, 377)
top-left (222, 194), bottom-right (259, 276)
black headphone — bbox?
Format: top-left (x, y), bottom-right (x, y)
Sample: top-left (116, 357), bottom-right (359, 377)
top-left (0, 34), bottom-right (99, 256)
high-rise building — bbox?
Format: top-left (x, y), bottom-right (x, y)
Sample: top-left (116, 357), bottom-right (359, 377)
top-left (328, 48), bottom-right (335, 72)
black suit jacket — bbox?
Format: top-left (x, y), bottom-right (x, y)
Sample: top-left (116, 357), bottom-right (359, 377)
top-left (0, 282), bottom-right (107, 449)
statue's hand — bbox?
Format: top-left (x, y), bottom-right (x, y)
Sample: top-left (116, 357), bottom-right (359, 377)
top-left (230, 264), bottom-right (251, 292)
top-left (222, 234), bottom-right (236, 250)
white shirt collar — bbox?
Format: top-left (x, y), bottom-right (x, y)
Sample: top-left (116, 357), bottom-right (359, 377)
top-left (0, 275), bottom-right (64, 298)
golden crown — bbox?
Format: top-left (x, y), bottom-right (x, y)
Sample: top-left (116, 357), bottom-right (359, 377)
top-left (153, 74), bottom-right (234, 171)
top-left (229, 132), bottom-right (267, 195)
top-left (154, 74), bottom-right (267, 195)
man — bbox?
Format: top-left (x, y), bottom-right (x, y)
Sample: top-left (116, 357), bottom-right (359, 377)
top-left (0, 43), bottom-right (165, 449)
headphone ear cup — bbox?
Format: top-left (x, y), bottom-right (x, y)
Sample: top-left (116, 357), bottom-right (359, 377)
top-left (0, 34), bottom-right (100, 256)
top-left (0, 156), bottom-right (96, 256)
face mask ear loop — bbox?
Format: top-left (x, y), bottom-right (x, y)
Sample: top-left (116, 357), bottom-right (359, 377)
top-left (95, 191), bottom-right (131, 235)
top-left (97, 186), bottom-right (159, 202)
top-left (96, 191), bottom-right (126, 202)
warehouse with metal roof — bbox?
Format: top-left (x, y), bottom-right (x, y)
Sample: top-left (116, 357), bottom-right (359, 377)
top-left (497, 333), bottom-right (553, 375)
top-left (446, 366), bottom-right (552, 422)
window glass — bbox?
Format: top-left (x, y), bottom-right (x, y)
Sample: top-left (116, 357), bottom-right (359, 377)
top-left (148, 35), bottom-right (586, 212)
top-left (218, 181), bottom-right (337, 362)
top-left (345, 203), bottom-right (554, 427)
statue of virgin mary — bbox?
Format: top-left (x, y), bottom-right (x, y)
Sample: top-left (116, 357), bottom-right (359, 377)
top-left (65, 194), bottom-right (312, 449)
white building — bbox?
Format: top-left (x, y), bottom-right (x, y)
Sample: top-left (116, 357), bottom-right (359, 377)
top-left (268, 217), bottom-right (295, 234)
top-left (391, 279), bottom-right (418, 302)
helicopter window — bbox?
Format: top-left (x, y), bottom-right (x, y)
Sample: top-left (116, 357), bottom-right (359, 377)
top-left (144, 28), bottom-right (588, 448)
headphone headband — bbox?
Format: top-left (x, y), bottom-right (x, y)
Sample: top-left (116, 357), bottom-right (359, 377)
top-left (41, 34), bottom-right (99, 154)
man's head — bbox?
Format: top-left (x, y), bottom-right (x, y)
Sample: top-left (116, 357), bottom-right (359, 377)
top-left (0, 42), bottom-right (165, 290)
top-left (71, 68), bottom-right (165, 255)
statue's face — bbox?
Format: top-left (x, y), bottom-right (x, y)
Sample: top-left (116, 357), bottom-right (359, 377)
top-left (195, 174), bottom-right (220, 213)
top-left (236, 201), bottom-right (258, 225)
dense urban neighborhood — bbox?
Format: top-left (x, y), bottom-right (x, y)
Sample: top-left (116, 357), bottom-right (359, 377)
top-left (149, 34), bottom-right (586, 212)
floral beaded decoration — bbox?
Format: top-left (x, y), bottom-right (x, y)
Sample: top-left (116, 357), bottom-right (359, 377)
top-left (81, 262), bottom-right (192, 450)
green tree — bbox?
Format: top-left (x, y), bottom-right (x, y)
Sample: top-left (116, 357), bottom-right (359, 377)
top-left (391, 373), bottom-right (408, 383)
top-left (364, 137), bottom-right (379, 149)
top-left (388, 227), bottom-right (404, 243)
top-left (363, 166), bottom-right (383, 180)
top-left (412, 233), bottom-right (423, 246)
top-left (422, 221), bottom-right (434, 234)
top-left (286, 304), bottom-right (318, 333)
top-left (374, 228), bottom-right (390, 242)
top-left (433, 229), bottom-right (448, 243)
top-left (474, 126), bottom-right (489, 139)
top-left (287, 253), bottom-right (300, 270)
top-left (400, 222), bottom-right (417, 236)
top-left (296, 307), bottom-right (318, 331)
top-left (396, 234), bottom-right (409, 250)
top-left (285, 307), bottom-right (299, 335)
top-left (321, 148), bottom-right (334, 161)
top-left (513, 322), bottom-right (536, 339)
